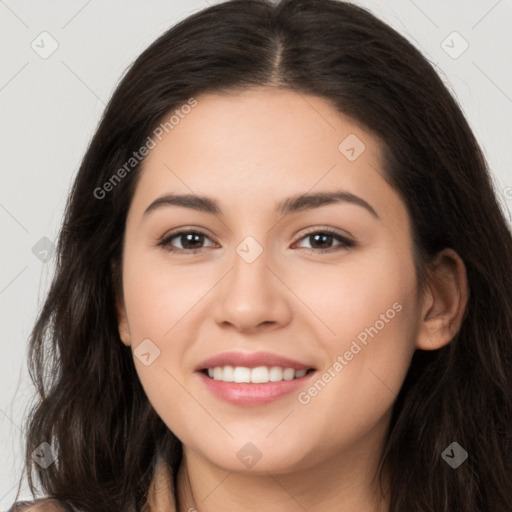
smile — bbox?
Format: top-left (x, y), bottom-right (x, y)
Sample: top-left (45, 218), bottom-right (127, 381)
top-left (195, 350), bottom-right (317, 406)
top-left (197, 367), bottom-right (317, 407)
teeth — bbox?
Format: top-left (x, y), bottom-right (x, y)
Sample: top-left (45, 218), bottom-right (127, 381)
top-left (251, 366), bottom-right (269, 383)
top-left (234, 366), bottom-right (251, 383)
top-left (205, 366), bottom-right (310, 383)
top-left (222, 365), bottom-right (234, 382)
top-left (269, 366), bottom-right (283, 382)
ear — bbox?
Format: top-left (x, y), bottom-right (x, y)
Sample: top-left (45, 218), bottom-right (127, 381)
top-left (416, 248), bottom-right (469, 350)
top-left (111, 260), bottom-right (131, 347)
top-left (116, 298), bottom-right (132, 347)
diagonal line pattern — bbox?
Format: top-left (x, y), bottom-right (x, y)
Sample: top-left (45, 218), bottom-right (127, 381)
top-left (163, 267), bottom-right (233, 337)
top-left (0, 62), bottom-right (29, 92)
top-left (0, 406), bottom-right (25, 434)
top-left (265, 266), bottom-right (337, 335)
top-left (265, 163), bottom-right (337, 236)
top-left (471, 0), bottom-right (502, 30)
top-left (266, 472), bottom-right (309, 511)
top-left (61, 0), bottom-right (93, 29)
top-left (0, 203), bottom-right (29, 233)
top-left (265, 409), bottom-right (294, 438)
top-left (0, 481), bottom-right (21, 504)
top-left (290, 85), bottom-right (337, 131)
top-left (0, 0), bottom-right (29, 28)
top-left (472, 61), bottom-right (512, 105)
top-left (199, 471), bottom-right (232, 503)
top-left (367, 367), bottom-right (398, 398)
top-left (0, 266), bottom-right (28, 295)
top-left (407, 0), bottom-right (439, 28)
top-left (61, 61), bottom-right (106, 106)
top-left (163, 163), bottom-right (233, 234)
top-left (163, 367), bottom-right (233, 438)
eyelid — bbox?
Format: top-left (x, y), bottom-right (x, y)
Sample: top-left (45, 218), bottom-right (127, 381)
top-left (294, 225), bottom-right (355, 243)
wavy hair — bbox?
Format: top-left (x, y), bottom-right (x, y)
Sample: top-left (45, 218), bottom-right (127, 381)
top-left (10, 0), bottom-right (512, 510)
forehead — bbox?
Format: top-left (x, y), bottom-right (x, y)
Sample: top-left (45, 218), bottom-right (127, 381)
top-left (149, 87), bottom-right (380, 164)
top-left (129, 87), bottom-right (405, 224)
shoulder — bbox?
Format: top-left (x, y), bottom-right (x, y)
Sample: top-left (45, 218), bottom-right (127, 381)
top-left (7, 498), bottom-right (73, 512)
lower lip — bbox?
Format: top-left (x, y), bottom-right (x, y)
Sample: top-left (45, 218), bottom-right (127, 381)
top-left (197, 370), bottom-right (316, 407)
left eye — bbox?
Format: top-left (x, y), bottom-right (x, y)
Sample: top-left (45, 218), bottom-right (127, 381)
top-left (158, 229), bottom-right (356, 254)
top-left (294, 230), bottom-right (356, 252)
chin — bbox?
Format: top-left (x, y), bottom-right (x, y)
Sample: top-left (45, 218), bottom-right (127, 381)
top-left (193, 439), bottom-right (315, 475)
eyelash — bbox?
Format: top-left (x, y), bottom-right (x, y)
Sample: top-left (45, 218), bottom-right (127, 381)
top-left (157, 228), bottom-right (357, 254)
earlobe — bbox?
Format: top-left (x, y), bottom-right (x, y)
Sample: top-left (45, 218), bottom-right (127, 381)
top-left (417, 249), bottom-right (469, 351)
top-left (112, 260), bottom-right (131, 346)
top-left (114, 293), bottom-right (131, 347)
top-left (117, 302), bottom-right (131, 347)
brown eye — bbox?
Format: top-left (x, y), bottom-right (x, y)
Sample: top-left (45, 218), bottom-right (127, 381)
top-left (294, 230), bottom-right (356, 252)
top-left (158, 230), bottom-right (216, 253)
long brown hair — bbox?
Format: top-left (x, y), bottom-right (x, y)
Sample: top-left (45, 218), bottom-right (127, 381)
top-left (11, 0), bottom-right (512, 510)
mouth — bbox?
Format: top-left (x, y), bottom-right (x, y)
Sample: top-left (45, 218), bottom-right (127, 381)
top-left (194, 351), bottom-right (318, 406)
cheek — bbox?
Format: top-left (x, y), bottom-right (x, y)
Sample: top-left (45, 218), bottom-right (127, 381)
top-left (294, 304), bottom-right (416, 462)
top-left (293, 253), bottom-right (419, 443)
top-left (290, 244), bottom-right (419, 401)
top-left (121, 242), bottom-right (212, 341)
top-left (120, 244), bottom-right (240, 436)
top-left (288, 239), bottom-right (418, 347)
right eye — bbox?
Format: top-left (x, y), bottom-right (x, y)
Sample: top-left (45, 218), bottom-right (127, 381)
top-left (157, 230), bottom-right (217, 254)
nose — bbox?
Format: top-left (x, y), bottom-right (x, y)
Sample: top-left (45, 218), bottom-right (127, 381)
top-left (213, 243), bottom-right (293, 333)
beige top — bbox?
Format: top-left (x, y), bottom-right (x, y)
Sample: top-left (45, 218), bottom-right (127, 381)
top-left (142, 457), bottom-right (178, 512)
top-left (9, 458), bottom-right (179, 512)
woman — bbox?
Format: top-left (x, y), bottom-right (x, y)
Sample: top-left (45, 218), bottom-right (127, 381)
top-left (9, 0), bottom-right (512, 510)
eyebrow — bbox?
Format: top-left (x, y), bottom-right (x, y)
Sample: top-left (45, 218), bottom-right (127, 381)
top-left (143, 190), bottom-right (380, 219)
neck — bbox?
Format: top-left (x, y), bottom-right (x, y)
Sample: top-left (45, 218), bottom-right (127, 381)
top-left (175, 432), bottom-right (391, 512)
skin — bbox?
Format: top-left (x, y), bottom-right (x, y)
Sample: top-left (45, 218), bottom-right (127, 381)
top-left (116, 87), bottom-right (468, 512)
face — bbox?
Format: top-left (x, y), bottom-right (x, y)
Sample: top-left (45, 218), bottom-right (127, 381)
top-left (116, 87), bottom-right (425, 475)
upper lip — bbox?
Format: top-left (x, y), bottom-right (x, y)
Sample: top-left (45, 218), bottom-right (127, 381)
top-left (195, 351), bottom-right (316, 371)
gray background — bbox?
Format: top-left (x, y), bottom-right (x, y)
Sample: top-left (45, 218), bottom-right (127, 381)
top-left (1, 0), bottom-right (511, 507)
